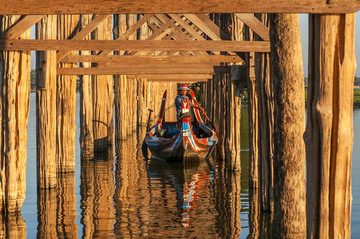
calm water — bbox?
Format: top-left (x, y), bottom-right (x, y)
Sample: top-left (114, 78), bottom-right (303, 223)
top-left (13, 93), bottom-right (360, 238)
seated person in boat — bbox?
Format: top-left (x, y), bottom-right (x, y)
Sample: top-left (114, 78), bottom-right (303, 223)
top-left (174, 83), bottom-right (194, 121)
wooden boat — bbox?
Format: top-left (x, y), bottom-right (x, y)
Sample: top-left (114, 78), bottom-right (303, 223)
top-left (144, 90), bottom-right (218, 161)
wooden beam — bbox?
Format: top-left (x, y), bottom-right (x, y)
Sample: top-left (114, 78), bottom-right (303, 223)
top-left (168, 14), bottom-right (207, 40)
top-left (0, 39), bottom-right (270, 52)
top-left (57, 65), bottom-right (230, 75)
top-left (195, 14), bottom-right (232, 40)
top-left (98, 14), bottom-right (153, 56)
top-left (56, 14), bottom-right (111, 63)
top-left (127, 74), bottom-right (212, 79)
top-left (183, 14), bottom-right (221, 40)
top-left (62, 55), bottom-right (243, 64)
top-left (1, 0), bottom-right (359, 14)
top-left (235, 13), bottom-right (270, 41)
top-left (145, 78), bottom-right (209, 82)
top-left (1, 15), bottom-right (44, 39)
top-left (127, 74), bottom-right (212, 82)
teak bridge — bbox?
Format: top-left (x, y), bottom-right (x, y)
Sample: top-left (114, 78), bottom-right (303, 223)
top-left (0, 0), bottom-right (359, 238)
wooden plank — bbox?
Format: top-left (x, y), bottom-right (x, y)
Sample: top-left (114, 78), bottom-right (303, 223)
top-left (98, 13), bottom-right (153, 56)
top-left (168, 14), bottom-right (207, 40)
top-left (126, 74), bottom-right (212, 80)
top-left (56, 14), bottom-right (110, 63)
top-left (235, 13), bottom-right (270, 41)
top-left (196, 14), bottom-right (232, 40)
top-left (183, 14), bottom-right (221, 40)
top-left (0, 39), bottom-right (271, 52)
top-left (1, 0), bottom-right (359, 14)
top-left (1, 15), bottom-right (44, 39)
top-left (62, 55), bottom-right (243, 64)
top-left (57, 65), bottom-right (230, 75)
top-left (145, 78), bottom-right (209, 82)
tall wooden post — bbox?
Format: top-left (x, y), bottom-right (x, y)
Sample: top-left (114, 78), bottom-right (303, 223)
top-left (244, 20), bottom-right (260, 189)
top-left (0, 15), bottom-right (31, 212)
top-left (80, 15), bottom-right (94, 159)
top-left (92, 15), bottom-right (114, 152)
top-left (56, 15), bottom-right (79, 172)
top-left (254, 14), bottom-right (274, 212)
top-left (36, 15), bottom-right (57, 189)
top-left (269, 13), bottom-right (306, 238)
top-left (305, 13), bottom-right (356, 239)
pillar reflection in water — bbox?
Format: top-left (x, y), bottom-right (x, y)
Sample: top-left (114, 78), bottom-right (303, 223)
top-left (0, 212), bottom-right (26, 238)
top-left (114, 136), bottom-right (150, 237)
top-left (37, 189), bottom-right (57, 238)
top-left (248, 189), bottom-right (272, 239)
top-left (214, 160), bottom-right (242, 238)
top-left (56, 172), bottom-right (78, 238)
top-left (80, 147), bottom-right (115, 238)
top-left (37, 172), bottom-right (78, 238)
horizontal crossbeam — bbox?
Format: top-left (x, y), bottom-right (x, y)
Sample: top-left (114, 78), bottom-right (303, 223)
top-left (0, 39), bottom-right (270, 52)
top-left (1, 0), bottom-right (359, 14)
top-left (57, 65), bottom-right (230, 75)
top-left (127, 74), bottom-right (212, 82)
top-left (60, 55), bottom-right (244, 64)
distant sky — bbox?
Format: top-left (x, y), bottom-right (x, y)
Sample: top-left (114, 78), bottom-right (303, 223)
top-left (300, 12), bottom-right (360, 77)
top-left (30, 13), bottom-right (360, 76)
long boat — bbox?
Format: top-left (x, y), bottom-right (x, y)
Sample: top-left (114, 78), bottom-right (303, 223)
top-left (144, 90), bottom-right (218, 161)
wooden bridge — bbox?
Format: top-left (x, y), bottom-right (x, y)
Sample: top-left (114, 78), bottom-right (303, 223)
top-left (0, 1), bottom-right (359, 238)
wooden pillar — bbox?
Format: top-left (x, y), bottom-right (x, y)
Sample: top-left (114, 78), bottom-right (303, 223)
top-left (79, 15), bottom-right (94, 159)
top-left (269, 14), bottom-right (306, 238)
top-left (92, 15), bottom-right (114, 152)
top-left (305, 13), bottom-right (356, 239)
top-left (254, 14), bottom-right (274, 212)
top-left (0, 16), bottom-right (31, 212)
top-left (247, 54), bottom-right (259, 189)
top-left (56, 15), bottom-right (79, 172)
top-left (36, 15), bottom-right (57, 189)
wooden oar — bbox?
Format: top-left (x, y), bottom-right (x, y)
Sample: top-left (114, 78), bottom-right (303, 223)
top-left (190, 90), bottom-right (216, 130)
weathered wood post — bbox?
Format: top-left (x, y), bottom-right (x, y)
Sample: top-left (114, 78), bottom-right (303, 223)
top-left (56, 15), bottom-right (79, 172)
top-left (269, 13), bottom-right (306, 238)
top-left (114, 14), bottom-right (137, 141)
top-left (0, 16), bottom-right (31, 212)
top-left (36, 15), bottom-right (57, 189)
top-left (305, 13), bottom-right (356, 239)
top-left (254, 14), bottom-right (274, 212)
top-left (245, 25), bottom-right (260, 189)
top-left (79, 14), bottom-right (94, 159)
top-left (92, 15), bottom-right (114, 152)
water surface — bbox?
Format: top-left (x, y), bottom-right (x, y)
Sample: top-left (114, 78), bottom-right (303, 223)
top-left (15, 94), bottom-right (360, 238)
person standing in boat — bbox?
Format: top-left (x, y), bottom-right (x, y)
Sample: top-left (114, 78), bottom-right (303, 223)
top-left (175, 83), bottom-right (194, 121)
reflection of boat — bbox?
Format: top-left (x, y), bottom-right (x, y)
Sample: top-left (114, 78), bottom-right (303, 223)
top-left (144, 90), bottom-right (218, 161)
top-left (147, 159), bottom-right (213, 228)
